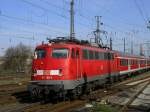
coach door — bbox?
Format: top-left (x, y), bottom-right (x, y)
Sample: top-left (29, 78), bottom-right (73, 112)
top-left (76, 49), bottom-right (81, 80)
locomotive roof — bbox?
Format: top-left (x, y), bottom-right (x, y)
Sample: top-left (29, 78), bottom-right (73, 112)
top-left (36, 42), bottom-right (113, 52)
top-left (36, 43), bottom-right (149, 60)
top-left (35, 37), bottom-right (114, 52)
top-left (36, 37), bottom-right (149, 60)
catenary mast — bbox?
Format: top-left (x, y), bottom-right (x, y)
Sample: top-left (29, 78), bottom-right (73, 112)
top-left (70, 0), bottom-right (75, 40)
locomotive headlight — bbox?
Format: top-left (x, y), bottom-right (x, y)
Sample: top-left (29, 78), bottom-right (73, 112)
top-left (50, 69), bottom-right (63, 76)
top-left (50, 70), bottom-right (59, 75)
top-left (37, 70), bottom-right (44, 75)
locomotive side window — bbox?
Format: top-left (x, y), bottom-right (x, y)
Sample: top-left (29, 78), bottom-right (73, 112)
top-left (89, 50), bottom-right (94, 60)
top-left (34, 49), bottom-right (46, 59)
top-left (52, 49), bottom-right (69, 58)
top-left (104, 53), bottom-right (108, 60)
top-left (76, 50), bottom-right (79, 58)
top-left (71, 48), bottom-right (75, 58)
top-left (110, 53), bottom-right (114, 60)
top-left (95, 51), bottom-right (99, 60)
top-left (99, 52), bottom-right (104, 60)
top-left (82, 49), bottom-right (89, 59)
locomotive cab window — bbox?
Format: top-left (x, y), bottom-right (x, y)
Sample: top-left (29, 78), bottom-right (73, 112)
top-left (34, 49), bottom-right (46, 59)
top-left (52, 48), bottom-right (69, 58)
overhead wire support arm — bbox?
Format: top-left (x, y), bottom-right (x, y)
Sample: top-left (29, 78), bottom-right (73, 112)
top-left (93, 16), bottom-right (104, 47)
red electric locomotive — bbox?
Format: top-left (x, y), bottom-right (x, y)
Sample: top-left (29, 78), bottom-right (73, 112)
top-left (28, 38), bottom-right (118, 99)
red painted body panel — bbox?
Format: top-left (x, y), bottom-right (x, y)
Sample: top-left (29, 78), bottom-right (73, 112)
top-left (32, 43), bottom-right (150, 82)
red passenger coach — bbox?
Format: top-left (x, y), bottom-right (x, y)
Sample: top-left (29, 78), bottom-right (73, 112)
top-left (28, 38), bottom-right (150, 99)
top-left (116, 52), bottom-right (150, 77)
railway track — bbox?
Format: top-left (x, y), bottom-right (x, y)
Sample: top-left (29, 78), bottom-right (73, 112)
top-left (0, 102), bottom-right (40, 112)
top-left (0, 72), bottom-right (150, 112)
top-left (120, 81), bottom-right (150, 112)
top-left (21, 72), bottom-right (150, 112)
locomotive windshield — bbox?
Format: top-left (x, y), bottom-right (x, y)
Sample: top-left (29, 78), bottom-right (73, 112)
top-left (34, 49), bottom-right (46, 59)
top-left (52, 48), bottom-right (69, 58)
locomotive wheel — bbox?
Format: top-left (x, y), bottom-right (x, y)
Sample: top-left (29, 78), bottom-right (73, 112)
top-left (85, 83), bottom-right (93, 95)
top-left (68, 90), bottom-right (77, 101)
top-left (113, 76), bottom-right (118, 82)
top-left (68, 86), bottom-right (82, 100)
top-left (30, 88), bottom-right (40, 102)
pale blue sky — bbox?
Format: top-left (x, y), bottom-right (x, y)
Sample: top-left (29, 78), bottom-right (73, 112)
top-left (0, 0), bottom-right (150, 56)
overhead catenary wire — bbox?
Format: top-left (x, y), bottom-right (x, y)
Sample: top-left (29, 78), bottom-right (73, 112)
top-left (139, 0), bottom-right (149, 21)
top-left (20, 0), bottom-right (68, 19)
top-left (0, 0), bottom-right (149, 50)
top-left (40, 0), bottom-right (69, 12)
top-left (3, 0), bottom-right (137, 39)
top-left (93, 0), bottom-right (147, 29)
top-left (20, 0), bottom-right (93, 31)
top-left (0, 33), bottom-right (35, 40)
top-left (0, 13), bottom-right (68, 35)
top-left (74, 0), bottom-right (146, 36)
top-left (0, 25), bottom-right (51, 38)
top-left (134, 0), bottom-right (148, 24)
top-left (0, 13), bottom-right (93, 40)
top-left (0, 16), bottom-right (59, 37)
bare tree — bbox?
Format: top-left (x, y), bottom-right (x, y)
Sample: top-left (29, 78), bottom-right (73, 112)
top-left (2, 43), bottom-right (33, 74)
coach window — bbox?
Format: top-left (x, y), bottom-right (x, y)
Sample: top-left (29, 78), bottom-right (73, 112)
top-left (120, 59), bottom-right (124, 66)
top-left (126, 59), bottom-right (128, 65)
top-left (133, 60), bottom-right (135, 65)
top-left (136, 60), bottom-right (138, 64)
top-left (140, 60), bottom-right (143, 64)
top-left (71, 48), bottom-right (75, 58)
top-left (120, 59), bottom-right (128, 66)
